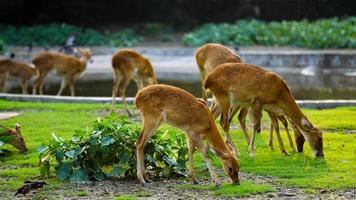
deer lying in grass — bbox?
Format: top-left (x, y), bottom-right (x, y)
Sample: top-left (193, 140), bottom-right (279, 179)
top-left (32, 48), bottom-right (92, 96)
top-left (0, 123), bottom-right (28, 153)
top-left (0, 57), bottom-right (38, 94)
top-left (196, 43), bottom-right (296, 155)
top-left (135, 84), bottom-right (240, 187)
top-left (112, 49), bottom-right (157, 115)
top-left (205, 63), bottom-right (323, 157)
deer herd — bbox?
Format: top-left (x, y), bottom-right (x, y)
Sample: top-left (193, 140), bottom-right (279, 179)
top-left (0, 43), bottom-right (324, 187)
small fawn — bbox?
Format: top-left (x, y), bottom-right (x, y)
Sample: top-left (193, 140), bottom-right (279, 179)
top-left (205, 63), bottom-right (323, 157)
top-left (32, 48), bottom-right (92, 96)
top-left (135, 84), bottom-right (240, 187)
top-left (111, 49), bottom-right (157, 115)
top-left (0, 58), bottom-right (38, 94)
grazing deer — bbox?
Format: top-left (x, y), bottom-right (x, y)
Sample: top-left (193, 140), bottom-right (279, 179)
top-left (112, 49), bottom-right (157, 115)
top-left (0, 58), bottom-right (38, 94)
top-left (204, 63), bottom-right (323, 157)
top-left (135, 84), bottom-right (240, 187)
top-left (196, 43), bottom-right (296, 155)
top-left (195, 43), bottom-right (242, 102)
top-left (0, 123), bottom-right (28, 153)
top-left (32, 48), bottom-right (92, 96)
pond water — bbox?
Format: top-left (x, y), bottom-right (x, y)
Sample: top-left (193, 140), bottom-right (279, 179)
top-left (6, 70), bottom-right (356, 100)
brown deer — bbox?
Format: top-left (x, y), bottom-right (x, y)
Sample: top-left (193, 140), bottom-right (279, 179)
top-left (204, 63), bottom-right (323, 157)
top-left (196, 43), bottom-right (296, 155)
top-left (112, 49), bottom-right (157, 115)
top-left (32, 48), bottom-right (92, 96)
top-left (0, 123), bottom-right (28, 153)
top-left (0, 58), bottom-right (38, 94)
top-left (135, 84), bottom-right (240, 187)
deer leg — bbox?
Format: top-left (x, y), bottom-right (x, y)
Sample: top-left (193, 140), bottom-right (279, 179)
top-left (68, 76), bottom-right (76, 96)
top-left (56, 76), bottom-right (69, 96)
top-left (33, 70), bottom-right (48, 95)
top-left (135, 114), bottom-right (162, 186)
top-left (238, 107), bottom-right (250, 145)
top-left (290, 121), bottom-right (305, 152)
top-left (20, 78), bottom-right (28, 94)
top-left (210, 97), bottom-right (221, 119)
top-left (0, 73), bottom-right (7, 93)
top-left (111, 71), bottom-right (122, 111)
top-left (269, 122), bottom-right (275, 151)
top-left (220, 104), bottom-right (240, 157)
top-left (279, 116), bottom-right (297, 152)
top-left (119, 76), bottom-right (131, 116)
top-left (249, 104), bottom-right (262, 157)
top-left (187, 137), bottom-right (198, 184)
top-left (190, 133), bottom-right (221, 187)
top-left (269, 113), bottom-right (289, 156)
top-left (200, 70), bottom-right (208, 102)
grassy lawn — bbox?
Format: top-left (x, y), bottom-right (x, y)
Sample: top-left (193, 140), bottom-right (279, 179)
top-left (0, 100), bottom-right (355, 198)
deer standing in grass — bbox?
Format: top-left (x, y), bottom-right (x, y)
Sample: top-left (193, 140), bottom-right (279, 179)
top-left (204, 63), bottom-right (323, 157)
top-left (0, 123), bottom-right (28, 153)
top-left (196, 43), bottom-right (296, 155)
top-left (135, 84), bottom-right (240, 187)
top-left (111, 49), bottom-right (157, 115)
top-left (0, 58), bottom-right (38, 94)
top-left (32, 48), bottom-right (92, 96)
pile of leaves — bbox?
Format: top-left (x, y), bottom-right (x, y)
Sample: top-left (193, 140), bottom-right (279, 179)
top-left (183, 17), bottom-right (356, 48)
top-left (38, 114), bottom-right (188, 183)
top-left (0, 24), bottom-right (143, 47)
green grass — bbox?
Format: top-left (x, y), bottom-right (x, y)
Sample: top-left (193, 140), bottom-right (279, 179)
top-left (0, 100), bottom-right (356, 198)
top-left (113, 194), bottom-right (139, 200)
top-left (178, 181), bottom-right (274, 197)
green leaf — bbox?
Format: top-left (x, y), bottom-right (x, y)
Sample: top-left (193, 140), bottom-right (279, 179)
top-left (40, 161), bottom-right (51, 177)
top-left (65, 150), bottom-right (76, 159)
top-left (55, 163), bottom-right (73, 181)
top-left (107, 166), bottom-right (124, 177)
top-left (37, 145), bottom-right (48, 153)
top-left (70, 169), bottom-right (89, 183)
top-left (101, 136), bottom-right (115, 146)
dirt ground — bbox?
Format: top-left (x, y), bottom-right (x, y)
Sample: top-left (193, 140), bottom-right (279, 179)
top-left (5, 171), bottom-right (355, 200)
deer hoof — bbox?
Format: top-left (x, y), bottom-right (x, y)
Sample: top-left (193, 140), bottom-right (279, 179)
top-left (215, 182), bottom-right (222, 188)
top-left (141, 182), bottom-right (152, 187)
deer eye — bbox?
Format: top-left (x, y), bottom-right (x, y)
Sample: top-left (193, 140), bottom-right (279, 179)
top-left (229, 167), bottom-right (233, 172)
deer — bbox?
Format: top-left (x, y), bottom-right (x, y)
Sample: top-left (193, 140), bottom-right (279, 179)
top-left (0, 123), bottom-right (28, 153)
top-left (111, 49), bottom-right (157, 115)
top-left (134, 84), bottom-right (240, 187)
top-left (204, 63), bottom-right (323, 157)
top-left (32, 48), bottom-right (93, 96)
top-left (0, 57), bottom-right (38, 94)
top-left (195, 43), bottom-right (296, 155)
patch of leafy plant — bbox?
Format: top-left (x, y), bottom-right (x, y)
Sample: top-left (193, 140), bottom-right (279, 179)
top-left (38, 114), bottom-right (188, 183)
top-left (0, 24), bottom-right (143, 47)
top-left (183, 17), bottom-right (356, 48)
top-left (0, 38), bottom-right (5, 53)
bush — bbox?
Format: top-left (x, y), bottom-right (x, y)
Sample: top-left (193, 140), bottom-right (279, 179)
top-left (38, 114), bottom-right (188, 183)
top-left (110, 28), bottom-right (144, 47)
top-left (0, 39), bottom-right (4, 53)
top-left (183, 17), bottom-right (356, 48)
top-left (0, 24), bottom-right (143, 47)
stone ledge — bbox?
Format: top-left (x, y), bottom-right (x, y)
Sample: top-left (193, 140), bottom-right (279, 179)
top-left (1, 93), bottom-right (356, 109)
